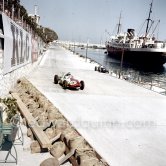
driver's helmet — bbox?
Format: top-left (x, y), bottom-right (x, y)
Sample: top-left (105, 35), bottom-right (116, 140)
top-left (65, 72), bottom-right (71, 76)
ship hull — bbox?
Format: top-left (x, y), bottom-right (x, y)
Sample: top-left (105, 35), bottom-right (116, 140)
top-left (106, 45), bottom-right (166, 66)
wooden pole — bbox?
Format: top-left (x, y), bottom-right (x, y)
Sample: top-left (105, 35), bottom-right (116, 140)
top-left (85, 42), bottom-right (88, 62)
top-left (119, 44), bottom-right (124, 79)
top-left (74, 41), bottom-right (75, 54)
top-left (2, 0), bottom-right (4, 12)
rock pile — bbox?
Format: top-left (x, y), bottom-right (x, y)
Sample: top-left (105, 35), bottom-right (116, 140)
top-left (14, 78), bottom-right (108, 166)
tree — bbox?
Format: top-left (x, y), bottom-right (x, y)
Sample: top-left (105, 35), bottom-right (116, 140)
top-left (3, 0), bottom-right (58, 43)
top-left (44, 27), bottom-right (58, 43)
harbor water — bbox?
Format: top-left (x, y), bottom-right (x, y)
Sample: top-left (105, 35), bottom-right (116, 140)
top-left (72, 46), bottom-right (166, 94)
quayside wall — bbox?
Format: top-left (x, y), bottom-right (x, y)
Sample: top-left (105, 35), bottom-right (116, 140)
top-left (0, 12), bottom-right (45, 97)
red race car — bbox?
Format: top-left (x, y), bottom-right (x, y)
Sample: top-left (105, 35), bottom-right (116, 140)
top-left (54, 72), bottom-right (85, 90)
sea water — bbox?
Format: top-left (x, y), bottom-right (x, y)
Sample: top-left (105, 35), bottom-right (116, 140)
top-left (74, 46), bottom-right (166, 91)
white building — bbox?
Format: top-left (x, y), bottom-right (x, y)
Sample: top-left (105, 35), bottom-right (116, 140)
top-left (29, 5), bottom-right (40, 25)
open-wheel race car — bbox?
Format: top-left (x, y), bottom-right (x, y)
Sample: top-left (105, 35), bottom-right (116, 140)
top-left (95, 65), bottom-right (108, 73)
top-left (54, 72), bottom-right (85, 90)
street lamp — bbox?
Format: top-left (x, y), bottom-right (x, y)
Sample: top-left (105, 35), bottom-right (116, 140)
top-left (119, 43), bottom-right (124, 79)
top-left (85, 39), bottom-right (89, 62)
top-left (73, 41), bottom-right (75, 54)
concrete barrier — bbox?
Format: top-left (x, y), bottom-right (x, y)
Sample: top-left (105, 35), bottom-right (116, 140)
top-left (0, 12), bottom-right (46, 97)
top-left (0, 54), bottom-right (44, 97)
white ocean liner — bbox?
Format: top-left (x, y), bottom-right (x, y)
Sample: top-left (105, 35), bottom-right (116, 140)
top-left (106, 0), bottom-right (166, 66)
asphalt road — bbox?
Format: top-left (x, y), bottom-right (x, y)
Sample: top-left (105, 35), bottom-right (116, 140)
top-left (27, 45), bottom-right (166, 166)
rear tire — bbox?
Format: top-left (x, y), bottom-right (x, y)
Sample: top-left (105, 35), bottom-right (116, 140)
top-left (63, 80), bottom-right (68, 89)
top-left (95, 66), bottom-right (97, 71)
top-left (54, 75), bottom-right (59, 84)
top-left (98, 66), bottom-right (101, 72)
top-left (80, 81), bottom-right (85, 90)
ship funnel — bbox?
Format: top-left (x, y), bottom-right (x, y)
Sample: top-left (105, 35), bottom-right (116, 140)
top-left (127, 29), bottom-right (135, 39)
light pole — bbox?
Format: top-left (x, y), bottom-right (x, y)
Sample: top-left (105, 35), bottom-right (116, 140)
top-left (2, 0), bottom-right (4, 12)
top-left (119, 43), bottom-right (124, 79)
top-left (73, 41), bottom-right (75, 54)
top-left (85, 39), bottom-right (89, 62)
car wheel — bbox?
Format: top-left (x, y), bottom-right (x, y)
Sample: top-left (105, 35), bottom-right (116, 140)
top-left (63, 80), bottom-right (68, 89)
top-left (95, 66), bottom-right (97, 71)
top-left (54, 75), bottom-right (59, 84)
top-left (80, 81), bottom-right (85, 90)
top-left (98, 66), bottom-right (101, 72)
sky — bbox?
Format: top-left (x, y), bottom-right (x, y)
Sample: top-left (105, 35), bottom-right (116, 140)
top-left (20, 0), bottom-right (166, 44)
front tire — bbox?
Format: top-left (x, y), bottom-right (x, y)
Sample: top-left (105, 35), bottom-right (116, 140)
top-left (80, 81), bottom-right (85, 90)
top-left (97, 66), bottom-right (100, 72)
top-left (63, 80), bottom-right (68, 89)
top-left (54, 75), bottom-right (59, 84)
top-left (95, 66), bottom-right (97, 71)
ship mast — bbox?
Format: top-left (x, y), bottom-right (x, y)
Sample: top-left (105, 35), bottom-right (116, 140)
top-left (117, 12), bottom-right (122, 34)
top-left (145, 0), bottom-right (153, 37)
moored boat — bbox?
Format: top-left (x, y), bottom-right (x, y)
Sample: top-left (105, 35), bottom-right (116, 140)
top-left (105, 0), bottom-right (166, 66)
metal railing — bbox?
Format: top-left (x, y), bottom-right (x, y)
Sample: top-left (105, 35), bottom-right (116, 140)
top-left (0, 112), bottom-right (23, 164)
top-left (109, 69), bottom-right (166, 95)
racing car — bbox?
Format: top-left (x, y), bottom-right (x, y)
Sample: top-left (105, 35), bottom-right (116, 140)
top-left (95, 65), bottom-right (108, 73)
top-left (54, 72), bottom-right (85, 90)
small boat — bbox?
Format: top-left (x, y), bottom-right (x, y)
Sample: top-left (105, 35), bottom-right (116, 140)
top-left (105, 0), bottom-right (166, 67)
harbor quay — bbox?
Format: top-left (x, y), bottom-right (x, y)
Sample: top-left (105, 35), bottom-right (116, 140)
top-left (26, 44), bottom-right (166, 166)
